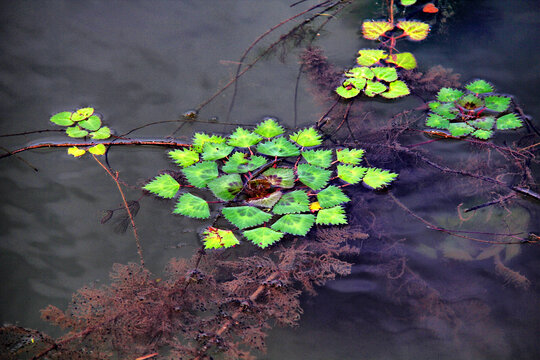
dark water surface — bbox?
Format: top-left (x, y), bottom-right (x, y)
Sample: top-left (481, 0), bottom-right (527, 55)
top-left (1, 1), bottom-right (539, 359)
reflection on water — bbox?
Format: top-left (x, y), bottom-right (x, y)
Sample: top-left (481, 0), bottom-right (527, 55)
top-left (1, 0), bottom-right (539, 359)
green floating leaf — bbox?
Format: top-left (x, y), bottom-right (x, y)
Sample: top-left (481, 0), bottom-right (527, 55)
top-left (345, 78), bottom-right (367, 90)
top-left (66, 126), bottom-right (88, 138)
top-left (432, 102), bottom-right (458, 120)
top-left (302, 149), bottom-right (333, 168)
top-left (247, 191), bottom-right (283, 208)
top-left (364, 80), bottom-right (387, 97)
top-left (380, 80), bottom-right (410, 99)
top-left (448, 123), bottom-right (475, 137)
top-left (457, 94), bottom-right (484, 110)
top-left (227, 127), bottom-right (262, 148)
top-left (222, 206), bottom-right (272, 229)
top-left (425, 113), bottom-right (450, 129)
top-left (50, 111), bottom-right (74, 126)
top-left (396, 20), bottom-right (430, 41)
top-left (173, 193), bottom-right (210, 219)
top-left (203, 228), bottom-right (239, 249)
top-left (362, 21), bottom-right (394, 40)
top-left (182, 161), bottom-right (219, 188)
top-left (345, 66), bottom-right (374, 80)
top-left (471, 129), bottom-right (493, 140)
top-left (243, 227), bottom-right (284, 249)
top-left (222, 152), bottom-right (266, 173)
top-left (143, 174), bottom-right (180, 199)
top-left (192, 133), bottom-right (227, 152)
top-left (256, 137), bottom-right (300, 157)
top-left (336, 84), bottom-right (361, 99)
top-left (484, 96), bottom-right (511, 112)
top-left (207, 174), bottom-right (242, 201)
top-left (67, 146), bottom-right (86, 157)
top-left (337, 148), bottom-right (365, 165)
top-left (470, 116), bottom-right (495, 130)
top-left (78, 115), bottom-right (101, 131)
top-left (436, 88), bottom-right (464, 102)
top-left (90, 126), bottom-right (111, 140)
top-left (337, 165), bottom-right (367, 184)
top-left (496, 113), bottom-right (522, 130)
top-left (357, 49), bottom-right (387, 66)
top-left (400, 0), bottom-right (417, 5)
top-left (88, 143), bottom-right (106, 155)
top-left (465, 79), bottom-right (494, 94)
top-left (317, 186), bottom-right (351, 208)
top-left (362, 168), bottom-right (398, 189)
top-left (372, 67), bottom-right (398, 82)
top-left (428, 101), bottom-right (441, 111)
top-left (169, 149), bottom-right (199, 168)
top-left (385, 52), bottom-right (417, 70)
top-left (316, 206), bottom-right (348, 225)
top-left (273, 190), bottom-right (310, 215)
top-left (297, 163), bottom-right (331, 190)
top-left (289, 128), bottom-right (322, 147)
top-left (271, 213), bottom-right (315, 236)
top-left (263, 167), bottom-right (295, 188)
top-left (254, 118), bottom-right (285, 138)
top-left (201, 142), bottom-right (234, 161)
top-left (71, 107), bottom-right (94, 121)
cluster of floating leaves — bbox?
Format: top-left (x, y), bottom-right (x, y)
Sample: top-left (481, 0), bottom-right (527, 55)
top-left (143, 119), bottom-right (398, 250)
top-left (49, 107), bottom-right (111, 156)
top-left (425, 79), bottom-right (523, 139)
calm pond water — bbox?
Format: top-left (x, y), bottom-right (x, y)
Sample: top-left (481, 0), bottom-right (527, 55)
top-left (1, 1), bottom-right (539, 359)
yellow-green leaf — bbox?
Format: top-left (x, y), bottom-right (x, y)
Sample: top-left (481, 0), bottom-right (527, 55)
top-left (397, 21), bottom-right (430, 41)
top-left (88, 144), bottom-right (106, 155)
top-left (362, 21), bottom-right (394, 40)
top-left (67, 146), bottom-right (86, 157)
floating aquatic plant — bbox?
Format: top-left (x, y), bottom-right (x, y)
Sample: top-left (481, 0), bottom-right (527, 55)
top-left (424, 80), bottom-right (524, 139)
top-left (143, 119), bottom-right (398, 249)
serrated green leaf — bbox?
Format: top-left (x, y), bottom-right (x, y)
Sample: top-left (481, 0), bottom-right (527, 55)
top-left (470, 116), bottom-right (495, 130)
top-left (428, 101), bottom-right (441, 111)
top-left (345, 66), bottom-right (374, 80)
top-left (243, 227), bottom-right (284, 248)
top-left (465, 79), bottom-right (493, 94)
top-left (426, 113), bottom-right (450, 129)
top-left (66, 126), bottom-right (89, 138)
top-left (362, 168), bottom-right (398, 189)
top-left (50, 111), bottom-right (74, 126)
top-left (246, 191), bottom-right (283, 208)
top-left (262, 167), bottom-right (295, 188)
top-left (256, 137), bottom-right (300, 157)
top-left (396, 20), bottom-right (430, 41)
top-left (90, 126), bottom-right (111, 140)
top-left (336, 148), bottom-right (365, 165)
top-left (173, 193), bottom-right (210, 219)
top-left (143, 174), bottom-right (180, 199)
top-left (78, 115), bottom-right (101, 131)
top-left (385, 52), bottom-right (417, 70)
top-left (496, 113), bottom-right (522, 130)
top-left (317, 186), bottom-right (351, 208)
top-left (71, 107), bottom-right (94, 121)
top-left (471, 129), bottom-right (493, 140)
top-left (380, 80), bottom-right (410, 99)
top-left (297, 163), bottom-right (331, 190)
top-left (88, 143), bottom-right (106, 155)
top-left (222, 152), bottom-right (267, 173)
top-left (362, 21), bottom-right (394, 40)
top-left (201, 141), bottom-right (234, 161)
top-left (271, 213), bottom-right (315, 236)
top-left (432, 102), bottom-right (458, 120)
top-left (222, 206), bottom-right (272, 229)
top-left (364, 80), bottom-right (387, 97)
top-left (336, 84), bottom-right (361, 98)
top-left (67, 146), bottom-right (86, 157)
top-left (484, 96), bottom-right (511, 112)
top-left (227, 127), bottom-right (262, 147)
top-left (272, 190), bottom-right (310, 215)
top-left (436, 88), bottom-right (464, 102)
top-left (192, 133), bottom-right (227, 152)
top-left (337, 165), bottom-right (367, 184)
top-left (448, 123), bottom-right (474, 137)
top-left (207, 174), bottom-right (242, 201)
top-left (254, 118), bottom-right (285, 138)
top-left (372, 67), bottom-right (398, 82)
top-left (289, 128), bottom-right (322, 147)
top-left (357, 49), bottom-right (388, 66)
top-left (203, 228), bottom-right (239, 249)
top-left (301, 149), bottom-right (333, 168)
top-left (168, 149), bottom-right (199, 167)
top-left (316, 206), bottom-right (348, 225)
top-left (457, 94), bottom-right (484, 110)
top-left (182, 161), bottom-right (219, 188)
